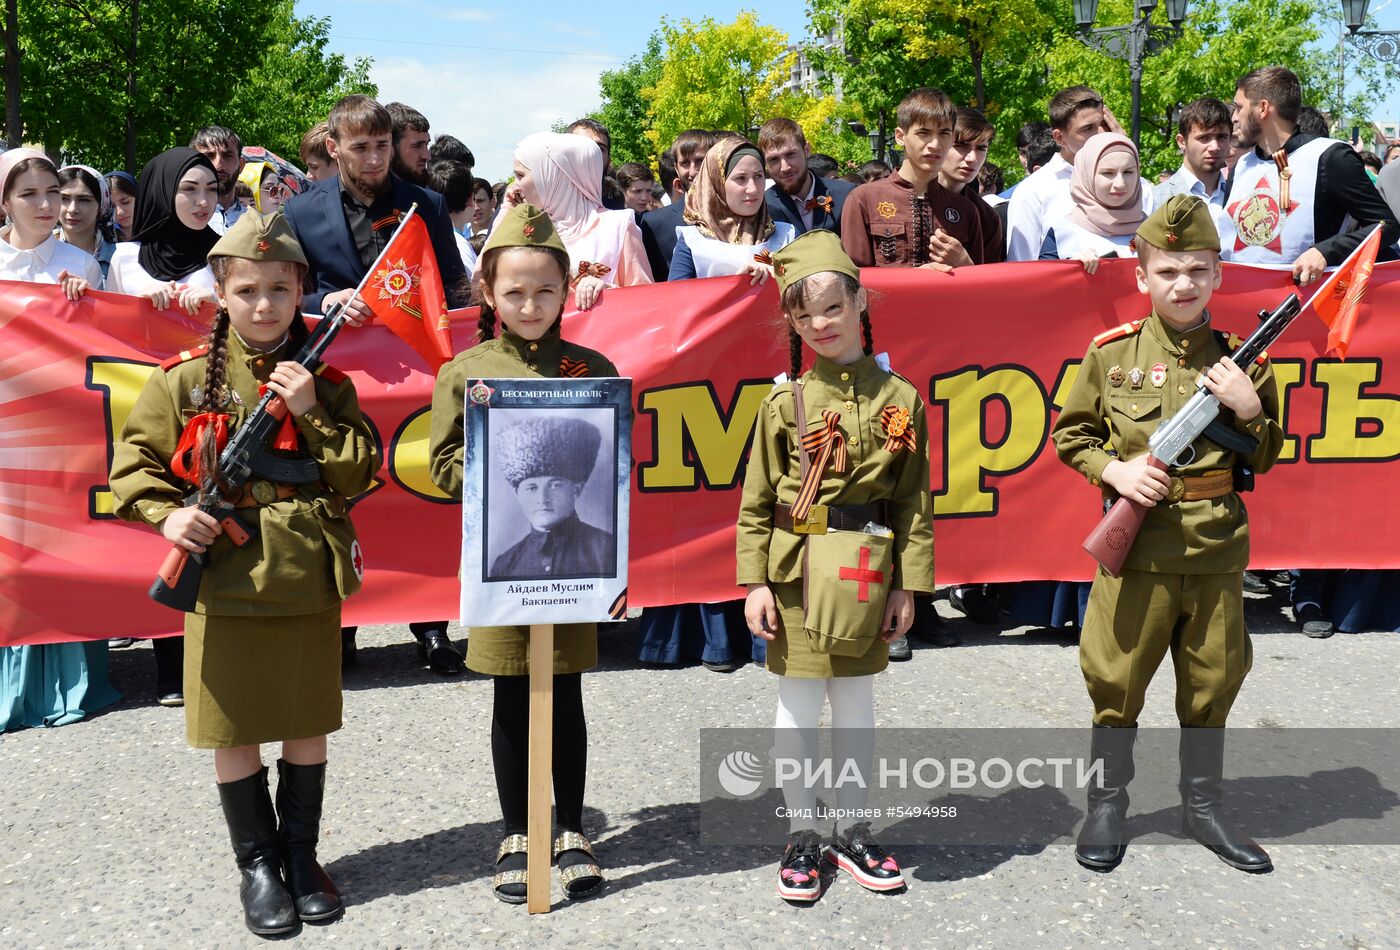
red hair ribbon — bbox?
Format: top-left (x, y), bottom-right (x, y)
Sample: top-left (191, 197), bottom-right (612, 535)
top-left (791, 410), bottom-right (849, 521)
top-left (258, 384), bottom-right (302, 451)
top-left (881, 405), bottom-right (916, 453)
top-left (805, 195), bottom-right (834, 214)
top-left (171, 412), bottom-right (230, 485)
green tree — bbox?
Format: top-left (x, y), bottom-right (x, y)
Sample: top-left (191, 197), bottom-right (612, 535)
top-left (589, 32), bottom-right (663, 165)
top-left (9, 1), bottom-right (372, 172)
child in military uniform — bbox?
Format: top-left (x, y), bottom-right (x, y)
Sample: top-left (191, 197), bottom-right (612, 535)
top-left (428, 204), bottom-right (615, 904)
top-left (1052, 194), bottom-right (1283, 874)
top-left (737, 230), bottom-right (934, 901)
top-left (110, 212), bottom-right (380, 935)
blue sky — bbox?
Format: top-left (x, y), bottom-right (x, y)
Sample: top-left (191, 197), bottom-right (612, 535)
top-left (296, 1), bottom-right (1400, 181)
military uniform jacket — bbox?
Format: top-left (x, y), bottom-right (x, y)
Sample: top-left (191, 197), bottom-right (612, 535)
top-left (737, 355), bottom-right (934, 592)
top-left (1052, 313), bottom-right (1283, 574)
top-left (428, 324), bottom-right (619, 499)
top-left (110, 332), bottom-right (380, 616)
top-left (491, 514), bottom-right (615, 579)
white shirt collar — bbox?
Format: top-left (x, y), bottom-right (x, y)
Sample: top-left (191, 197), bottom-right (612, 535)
top-left (0, 229), bottom-right (58, 267)
top-left (1169, 165), bottom-right (1227, 203)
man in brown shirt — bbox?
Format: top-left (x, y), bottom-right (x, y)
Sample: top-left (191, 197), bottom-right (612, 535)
top-left (841, 87), bottom-right (988, 270)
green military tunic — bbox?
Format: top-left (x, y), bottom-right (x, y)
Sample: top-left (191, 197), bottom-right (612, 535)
top-left (110, 331), bottom-right (379, 747)
top-left (1052, 312), bottom-right (1283, 726)
top-left (737, 354), bottom-right (935, 678)
top-left (429, 324), bottom-right (618, 676)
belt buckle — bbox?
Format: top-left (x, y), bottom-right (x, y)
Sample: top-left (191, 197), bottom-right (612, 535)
top-left (1167, 477), bottom-right (1185, 503)
top-left (250, 479), bottom-right (278, 505)
top-left (791, 505), bottom-right (829, 535)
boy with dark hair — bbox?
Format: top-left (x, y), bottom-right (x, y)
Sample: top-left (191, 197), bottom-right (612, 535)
top-left (1153, 97), bottom-right (1235, 248)
top-left (639, 129), bottom-right (717, 279)
top-left (385, 101), bottom-right (431, 187)
top-left (758, 116), bottom-right (854, 235)
top-left (936, 106), bottom-right (1004, 263)
top-left (1006, 86), bottom-right (1127, 260)
top-left (840, 87), bottom-right (988, 269)
top-left (615, 162), bottom-right (656, 214)
top-left (428, 158), bottom-right (478, 275)
top-left (1053, 194), bottom-right (1283, 875)
top-left (429, 134), bottom-right (475, 169)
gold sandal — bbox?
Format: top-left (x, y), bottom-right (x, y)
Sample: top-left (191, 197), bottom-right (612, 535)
top-left (553, 831), bottom-right (605, 899)
top-left (492, 833), bottom-right (529, 904)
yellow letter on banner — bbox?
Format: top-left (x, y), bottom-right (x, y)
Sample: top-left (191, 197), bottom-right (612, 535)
top-left (1308, 359), bottom-right (1400, 461)
top-left (86, 358), bottom-right (157, 517)
top-left (931, 366), bottom-right (1049, 515)
top-left (390, 407), bottom-right (451, 501)
top-left (639, 381), bottom-right (771, 490)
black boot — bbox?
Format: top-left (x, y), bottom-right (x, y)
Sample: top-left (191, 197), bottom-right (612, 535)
top-left (1075, 723), bottom-right (1136, 871)
top-left (275, 759), bottom-right (345, 922)
top-left (217, 767), bottom-right (298, 936)
top-left (1179, 727), bottom-right (1272, 872)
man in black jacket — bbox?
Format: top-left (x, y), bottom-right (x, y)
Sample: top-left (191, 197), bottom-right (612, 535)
top-left (639, 129), bottom-right (714, 281)
top-left (758, 117), bottom-right (854, 236)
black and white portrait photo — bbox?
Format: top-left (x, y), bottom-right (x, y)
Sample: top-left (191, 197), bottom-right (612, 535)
top-left (485, 408), bottom-right (618, 582)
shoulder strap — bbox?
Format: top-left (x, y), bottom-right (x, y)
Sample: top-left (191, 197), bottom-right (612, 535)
top-left (792, 379), bottom-right (812, 614)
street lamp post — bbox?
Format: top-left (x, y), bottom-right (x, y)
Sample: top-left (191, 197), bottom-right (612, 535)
top-left (1073, 0), bottom-right (1190, 147)
top-left (1342, 0), bottom-right (1400, 64)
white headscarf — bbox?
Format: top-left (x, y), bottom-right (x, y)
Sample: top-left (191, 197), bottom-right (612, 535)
top-left (512, 132), bottom-right (604, 243)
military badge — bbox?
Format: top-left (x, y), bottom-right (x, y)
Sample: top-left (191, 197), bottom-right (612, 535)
top-left (1129, 367), bottom-right (1144, 390)
top-left (1107, 366), bottom-right (1125, 388)
top-left (876, 201), bottom-right (897, 219)
top-left (880, 405), bottom-right (916, 453)
top-left (468, 381), bottom-right (495, 405)
top-left (373, 255), bottom-right (425, 319)
top-left (1150, 363), bottom-right (1167, 387)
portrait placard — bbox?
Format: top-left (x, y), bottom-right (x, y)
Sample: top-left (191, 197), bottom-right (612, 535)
top-left (460, 377), bottom-right (632, 626)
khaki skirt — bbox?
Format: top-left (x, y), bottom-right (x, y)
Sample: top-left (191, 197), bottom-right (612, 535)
top-left (183, 605), bottom-right (343, 749)
top-left (766, 580), bottom-right (889, 678)
top-left (466, 623), bottom-right (597, 676)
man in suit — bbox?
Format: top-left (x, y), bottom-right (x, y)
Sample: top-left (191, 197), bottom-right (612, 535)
top-left (758, 117), bottom-right (854, 237)
top-left (283, 94), bottom-right (469, 674)
top-left (639, 129), bottom-right (715, 281)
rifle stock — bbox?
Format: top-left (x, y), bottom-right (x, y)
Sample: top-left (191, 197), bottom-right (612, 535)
top-left (1082, 456), bottom-right (1169, 576)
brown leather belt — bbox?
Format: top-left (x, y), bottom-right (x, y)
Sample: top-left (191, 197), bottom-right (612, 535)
top-left (775, 502), bottom-right (888, 535)
top-left (1167, 469), bottom-right (1233, 503)
top-left (230, 480), bottom-right (301, 508)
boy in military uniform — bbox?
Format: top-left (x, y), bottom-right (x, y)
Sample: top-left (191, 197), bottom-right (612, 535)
top-left (490, 416), bottom-right (615, 580)
top-left (1052, 194), bottom-right (1283, 873)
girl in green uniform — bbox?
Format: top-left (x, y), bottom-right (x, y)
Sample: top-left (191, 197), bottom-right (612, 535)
top-left (736, 230), bottom-right (934, 901)
top-left (429, 204), bottom-right (614, 904)
top-left (110, 211), bottom-right (379, 936)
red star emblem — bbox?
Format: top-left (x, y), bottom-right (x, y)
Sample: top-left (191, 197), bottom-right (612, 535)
top-left (1227, 174), bottom-right (1298, 253)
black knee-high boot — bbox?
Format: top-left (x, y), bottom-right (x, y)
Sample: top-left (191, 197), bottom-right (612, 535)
top-left (1179, 727), bottom-right (1272, 872)
top-left (275, 759), bottom-right (344, 921)
top-left (217, 766), bottom-right (298, 936)
top-left (1075, 724), bottom-right (1136, 871)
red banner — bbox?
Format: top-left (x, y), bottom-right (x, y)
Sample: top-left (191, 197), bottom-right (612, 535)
top-left (3, 261), bottom-right (1399, 645)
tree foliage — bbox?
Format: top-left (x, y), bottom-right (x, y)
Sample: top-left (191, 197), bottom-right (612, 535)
top-left (590, 32), bottom-right (663, 165)
top-left (6, 0), bottom-right (373, 172)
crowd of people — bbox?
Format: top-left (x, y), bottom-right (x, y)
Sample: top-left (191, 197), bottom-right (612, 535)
top-left (2, 61), bottom-right (1399, 929)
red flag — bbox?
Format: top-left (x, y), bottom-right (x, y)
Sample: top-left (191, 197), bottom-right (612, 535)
top-left (1308, 224), bottom-right (1384, 360)
top-left (363, 213), bottom-right (454, 370)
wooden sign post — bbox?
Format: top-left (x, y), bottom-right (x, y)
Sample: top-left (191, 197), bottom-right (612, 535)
top-left (526, 623), bottom-right (554, 914)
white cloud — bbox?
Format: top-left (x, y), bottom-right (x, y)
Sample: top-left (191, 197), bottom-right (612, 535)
top-left (368, 53), bottom-right (617, 181)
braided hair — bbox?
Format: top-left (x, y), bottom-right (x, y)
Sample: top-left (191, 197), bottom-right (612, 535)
top-left (473, 245), bottom-right (573, 343)
top-left (779, 271), bottom-right (874, 381)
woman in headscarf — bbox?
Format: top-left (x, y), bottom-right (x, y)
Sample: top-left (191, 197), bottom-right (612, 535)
top-left (57, 164), bottom-right (119, 283)
top-left (107, 147), bottom-right (221, 315)
top-left (237, 162), bottom-right (290, 214)
top-left (1038, 132), bottom-right (1146, 272)
top-left (668, 136), bottom-right (795, 281)
top-left (105, 171), bottom-right (138, 239)
top-left (503, 131), bottom-right (652, 309)
top-left (0, 148), bottom-right (118, 734)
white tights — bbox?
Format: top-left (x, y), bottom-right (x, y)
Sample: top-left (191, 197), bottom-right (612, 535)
top-left (773, 674), bottom-right (876, 835)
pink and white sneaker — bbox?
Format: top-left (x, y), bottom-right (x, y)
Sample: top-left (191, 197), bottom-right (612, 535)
top-left (828, 822), bottom-right (906, 892)
top-left (777, 830), bottom-right (824, 902)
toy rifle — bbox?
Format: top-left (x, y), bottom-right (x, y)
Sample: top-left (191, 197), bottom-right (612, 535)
top-left (1081, 291), bottom-right (1301, 576)
top-left (149, 204), bottom-right (420, 610)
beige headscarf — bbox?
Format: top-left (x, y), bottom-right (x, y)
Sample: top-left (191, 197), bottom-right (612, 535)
top-left (683, 137), bottom-right (775, 246)
top-left (1065, 132), bottom-right (1145, 237)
